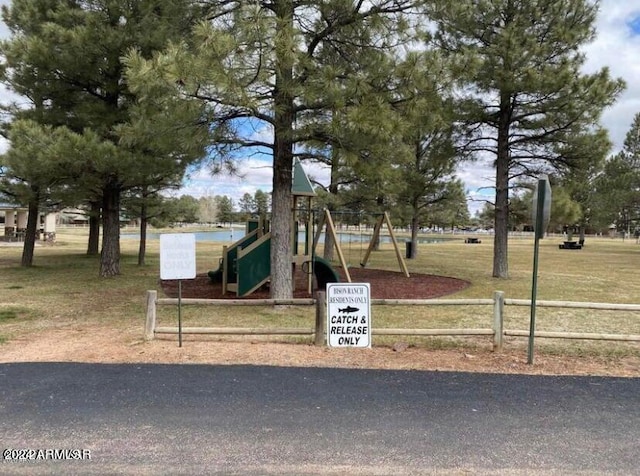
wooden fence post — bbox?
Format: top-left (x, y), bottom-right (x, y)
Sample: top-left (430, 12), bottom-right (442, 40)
top-left (493, 290), bottom-right (504, 351)
top-left (314, 291), bottom-right (326, 346)
top-left (145, 290), bottom-right (157, 341)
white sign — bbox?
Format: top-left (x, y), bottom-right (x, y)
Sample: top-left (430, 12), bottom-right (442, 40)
top-left (160, 233), bottom-right (196, 280)
top-left (326, 283), bottom-right (371, 348)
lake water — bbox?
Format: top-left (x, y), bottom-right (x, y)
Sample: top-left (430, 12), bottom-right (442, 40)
top-left (121, 229), bottom-right (454, 245)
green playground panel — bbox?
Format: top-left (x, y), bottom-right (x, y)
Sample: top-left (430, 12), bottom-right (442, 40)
top-left (237, 235), bottom-right (271, 296)
top-left (225, 230), bottom-right (260, 284)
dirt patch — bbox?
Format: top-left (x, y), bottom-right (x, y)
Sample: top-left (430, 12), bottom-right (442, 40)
top-left (160, 267), bottom-right (470, 300)
top-left (1, 267), bottom-right (639, 377)
top-left (1, 326), bottom-right (638, 377)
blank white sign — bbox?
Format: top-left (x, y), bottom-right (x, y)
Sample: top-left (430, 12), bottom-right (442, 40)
top-left (160, 233), bottom-right (196, 280)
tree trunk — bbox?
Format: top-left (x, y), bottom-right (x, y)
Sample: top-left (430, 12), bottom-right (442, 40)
top-left (492, 93), bottom-right (511, 279)
top-left (21, 197), bottom-right (39, 267)
top-left (493, 159), bottom-right (509, 278)
top-left (100, 181), bottom-right (121, 277)
top-left (270, 163), bottom-right (293, 299)
top-left (409, 214), bottom-right (419, 259)
top-left (138, 201), bottom-right (147, 266)
top-left (87, 200), bottom-right (101, 256)
top-left (270, 0), bottom-right (295, 299)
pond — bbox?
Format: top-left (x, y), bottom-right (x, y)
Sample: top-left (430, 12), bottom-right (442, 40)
top-left (121, 229), bottom-right (457, 245)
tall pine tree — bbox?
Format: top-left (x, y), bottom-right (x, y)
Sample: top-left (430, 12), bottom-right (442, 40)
top-left (126, 0), bottom-right (424, 298)
top-left (592, 113), bottom-right (640, 232)
top-left (1, 0), bottom-right (207, 276)
top-left (427, 0), bottom-right (624, 277)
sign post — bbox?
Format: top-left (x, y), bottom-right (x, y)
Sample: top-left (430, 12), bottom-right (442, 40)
top-left (528, 175), bottom-right (552, 364)
top-left (326, 283), bottom-right (371, 348)
top-left (160, 233), bottom-right (196, 347)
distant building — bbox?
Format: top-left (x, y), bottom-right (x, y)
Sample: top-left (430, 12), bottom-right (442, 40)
top-left (0, 203), bottom-right (57, 242)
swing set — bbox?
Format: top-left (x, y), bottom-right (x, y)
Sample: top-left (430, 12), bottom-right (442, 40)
top-left (312, 209), bottom-right (410, 282)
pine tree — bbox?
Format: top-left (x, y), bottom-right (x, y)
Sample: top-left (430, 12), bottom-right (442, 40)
top-left (126, 0), bottom-right (424, 298)
top-left (559, 127), bottom-right (611, 240)
top-left (592, 113), bottom-right (640, 232)
top-left (237, 193), bottom-right (256, 221)
top-left (253, 190), bottom-right (270, 224)
top-left (0, 120), bottom-right (114, 266)
top-left (622, 113), bottom-right (640, 169)
top-left (428, 0), bottom-right (625, 277)
top-left (215, 196), bottom-right (235, 225)
top-left (0, 0), bottom-right (207, 276)
top-left (390, 51), bottom-right (468, 258)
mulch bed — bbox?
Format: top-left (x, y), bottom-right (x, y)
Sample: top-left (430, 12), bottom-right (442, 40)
top-left (161, 266), bottom-right (469, 300)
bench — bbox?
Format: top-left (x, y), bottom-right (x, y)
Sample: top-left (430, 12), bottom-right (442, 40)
top-left (465, 237), bottom-right (481, 244)
top-left (559, 241), bottom-right (582, 250)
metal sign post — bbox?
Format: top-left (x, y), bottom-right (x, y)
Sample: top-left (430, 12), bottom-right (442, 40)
top-left (178, 280), bottom-right (183, 347)
top-left (528, 176), bottom-right (552, 364)
top-left (160, 234), bottom-right (196, 348)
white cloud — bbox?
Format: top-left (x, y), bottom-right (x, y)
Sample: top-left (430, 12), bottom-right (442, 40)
top-left (457, 158), bottom-right (496, 215)
top-left (179, 156), bottom-right (332, 204)
top-left (179, 157), bottom-right (273, 200)
top-left (582, 0), bottom-right (640, 151)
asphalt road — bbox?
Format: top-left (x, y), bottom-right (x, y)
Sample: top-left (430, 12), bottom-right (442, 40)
top-left (1, 363), bottom-right (639, 475)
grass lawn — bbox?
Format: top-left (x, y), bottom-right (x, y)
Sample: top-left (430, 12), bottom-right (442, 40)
top-left (1, 227), bottom-right (639, 360)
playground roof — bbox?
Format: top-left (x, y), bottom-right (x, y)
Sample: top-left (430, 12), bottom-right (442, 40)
top-left (292, 159), bottom-right (316, 197)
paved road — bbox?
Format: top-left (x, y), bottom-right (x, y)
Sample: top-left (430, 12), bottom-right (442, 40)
top-left (1, 363), bottom-right (639, 475)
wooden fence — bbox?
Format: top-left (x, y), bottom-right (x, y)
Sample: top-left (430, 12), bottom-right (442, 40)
top-left (144, 290), bottom-right (640, 349)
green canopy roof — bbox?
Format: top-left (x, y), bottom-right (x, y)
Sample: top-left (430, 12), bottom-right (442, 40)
top-left (292, 158), bottom-right (315, 197)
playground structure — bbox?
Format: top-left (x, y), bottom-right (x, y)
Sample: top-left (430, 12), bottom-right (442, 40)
top-left (312, 209), bottom-right (409, 281)
top-left (209, 160), bottom-right (409, 297)
top-left (210, 159), bottom-right (334, 297)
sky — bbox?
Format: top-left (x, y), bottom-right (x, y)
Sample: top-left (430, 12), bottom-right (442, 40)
top-left (2, 1), bottom-right (640, 215)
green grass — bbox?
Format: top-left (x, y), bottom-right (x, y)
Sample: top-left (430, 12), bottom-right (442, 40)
top-left (0, 305), bottom-right (33, 344)
top-left (0, 308), bottom-right (20, 322)
top-left (1, 227), bottom-right (639, 359)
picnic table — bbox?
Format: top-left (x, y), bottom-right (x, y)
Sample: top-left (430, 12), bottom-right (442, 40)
top-left (559, 240), bottom-right (582, 250)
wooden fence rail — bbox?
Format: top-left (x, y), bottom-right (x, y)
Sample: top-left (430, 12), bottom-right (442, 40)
top-left (144, 290), bottom-right (640, 349)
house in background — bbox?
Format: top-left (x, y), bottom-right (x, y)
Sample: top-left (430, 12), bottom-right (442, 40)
top-left (58, 208), bottom-right (90, 226)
